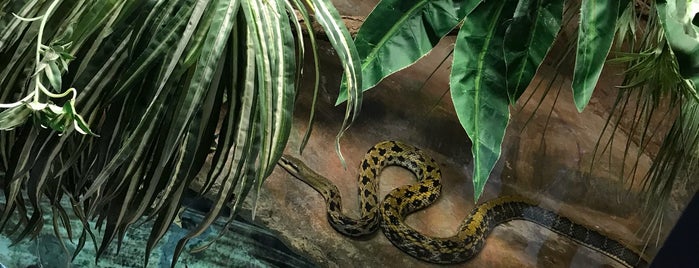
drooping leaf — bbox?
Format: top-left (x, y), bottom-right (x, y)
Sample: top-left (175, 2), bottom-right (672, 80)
top-left (289, 0), bottom-right (321, 154)
top-left (0, 104), bottom-right (32, 130)
top-left (307, 0), bottom-right (362, 167)
top-left (503, 0), bottom-right (563, 103)
top-left (336, 0), bottom-right (481, 104)
top-left (572, 0), bottom-right (628, 112)
top-left (450, 0), bottom-right (516, 202)
top-left (83, 0), bottom-right (202, 198)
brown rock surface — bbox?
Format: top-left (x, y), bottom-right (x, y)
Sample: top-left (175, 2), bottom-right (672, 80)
top-left (233, 36), bottom-right (675, 267)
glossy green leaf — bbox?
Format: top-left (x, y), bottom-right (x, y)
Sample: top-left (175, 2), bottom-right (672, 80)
top-left (572, 0), bottom-right (627, 112)
top-left (503, 0), bottom-right (563, 103)
top-left (450, 0), bottom-right (516, 202)
top-left (336, 0), bottom-right (481, 104)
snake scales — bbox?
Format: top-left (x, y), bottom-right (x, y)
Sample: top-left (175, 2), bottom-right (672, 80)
top-left (278, 141), bottom-right (647, 267)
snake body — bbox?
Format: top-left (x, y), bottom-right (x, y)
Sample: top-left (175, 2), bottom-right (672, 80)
top-left (278, 141), bottom-right (647, 267)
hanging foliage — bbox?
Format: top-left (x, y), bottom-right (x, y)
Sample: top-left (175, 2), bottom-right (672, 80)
top-left (0, 0), bottom-right (360, 266)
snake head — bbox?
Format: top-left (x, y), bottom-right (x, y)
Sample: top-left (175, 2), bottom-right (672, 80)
top-left (278, 155), bottom-right (303, 177)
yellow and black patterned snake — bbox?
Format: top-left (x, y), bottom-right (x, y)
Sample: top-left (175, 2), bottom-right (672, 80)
top-left (278, 141), bottom-right (648, 267)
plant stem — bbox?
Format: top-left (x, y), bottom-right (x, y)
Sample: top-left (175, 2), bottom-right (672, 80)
top-left (34, 0), bottom-right (61, 103)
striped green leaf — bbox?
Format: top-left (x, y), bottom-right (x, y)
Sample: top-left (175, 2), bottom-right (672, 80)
top-left (84, 0), bottom-right (203, 199)
top-left (308, 0), bottom-right (362, 167)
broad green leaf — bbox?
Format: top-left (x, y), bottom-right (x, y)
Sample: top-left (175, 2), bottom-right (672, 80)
top-left (572, 0), bottom-right (627, 112)
top-left (450, 0), bottom-right (516, 202)
top-left (503, 0), bottom-right (563, 103)
top-left (336, 0), bottom-right (481, 104)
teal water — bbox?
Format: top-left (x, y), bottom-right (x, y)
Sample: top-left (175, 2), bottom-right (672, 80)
top-left (0, 196), bottom-right (315, 268)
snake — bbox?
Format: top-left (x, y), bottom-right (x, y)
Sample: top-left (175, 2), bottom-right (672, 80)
top-left (278, 141), bottom-right (648, 267)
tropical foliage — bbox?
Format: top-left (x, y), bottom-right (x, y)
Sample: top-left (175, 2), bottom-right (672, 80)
top-left (339, 0), bottom-right (699, 205)
top-left (0, 0), bottom-right (359, 266)
top-left (0, 0), bottom-right (697, 266)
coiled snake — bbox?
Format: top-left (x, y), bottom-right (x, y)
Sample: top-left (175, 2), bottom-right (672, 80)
top-left (278, 141), bottom-right (647, 267)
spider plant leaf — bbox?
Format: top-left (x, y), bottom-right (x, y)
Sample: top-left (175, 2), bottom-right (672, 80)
top-left (571, 0), bottom-right (628, 112)
top-left (336, 0), bottom-right (481, 104)
top-left (56, 0), bottom-right (123, 51)
top-left (235, 0), bottom-right (295, 222)
top-left (0, 104), bottom-right (32, 130)
top-left (0, 11), bottom-right (40, 90)
top-left (202, 21), bottom-right (244, 194)
top-left (84, 0), bottom-right (204, 198)
top-left (71, 1), bottom-right (138, 80)
top-left (169, 14), bottom-right (255, 266)
top-left (0, 0), bottom-right (42, 53)
top-left (72, 228), bottom-right (88, 261)
top-left (18, 134), bottom-right (69, 243)
top-left (0, 127), bottom-right (39, 228)
top-left (144, 13), bottom-right (229, 266)
top-left (249, 0), bottom-right (294, 181)
top-left (450, 0), bottom-right (516, 202)
top-left (289, 0), bottom-right (321, 154)
top-left (306, 0), bottom-right (362, 167)
top-left (106, 0), bottom-right (197, 102)
top-left (614, 1), bottom-right (636, 49)
top-left (155, 0), bottom-right (236, 176)
top-left (503, 0), bottom-right (563, 103)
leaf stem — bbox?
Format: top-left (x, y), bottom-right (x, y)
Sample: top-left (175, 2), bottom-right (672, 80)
top-left (34, 0), bottom-right (62, 103)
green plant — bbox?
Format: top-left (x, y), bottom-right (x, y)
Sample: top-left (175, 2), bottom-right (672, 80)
top-left (0, 0), bottom-right (360, 266)
top-left (339, 0), bottom-right (699, 206)
top-left (0, 0), bottom-right (93, 135)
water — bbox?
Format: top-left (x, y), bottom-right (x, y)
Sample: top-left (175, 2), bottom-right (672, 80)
top-left (0, 195), bottom-right (314, 268)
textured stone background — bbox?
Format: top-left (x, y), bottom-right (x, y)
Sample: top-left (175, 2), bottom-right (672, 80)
top-left (241, 2), bottom-right (696, 265)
